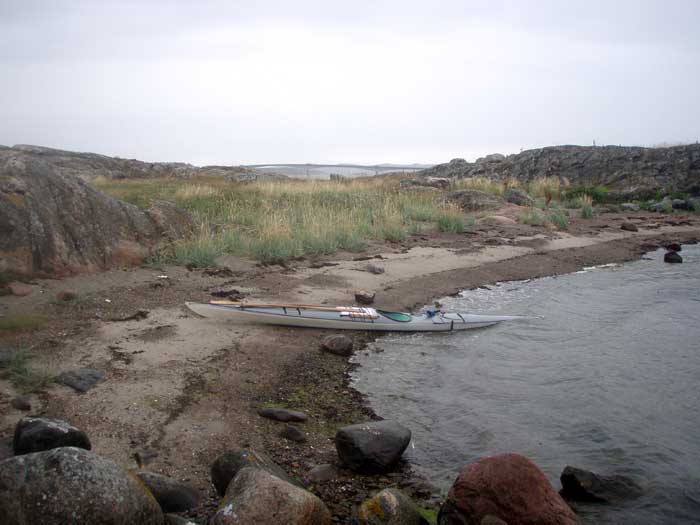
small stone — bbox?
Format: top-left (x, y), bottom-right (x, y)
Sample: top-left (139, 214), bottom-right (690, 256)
top-left (664, 242), bottom-right (682, 252)
top-left (56, 290), bottom-right (77, 302)
top-left (8, 281), bottom-right (33, 296)
top-left (135, 471), bottom-right (200, 512)
top-left (280, 425), bottom-right (307, 443)
top-left (211, 448), bottom-right (299, 496)
top-left (358, 488), bottom-right (425, 525)
top-left (362, 264), bottom-right (385, 275)
top-left (620, 202), bottom-right (640, 212)
top-left (58, 368), bottom-right (105, 392)
top-left (164, 514), bottom-right (198, 525)
top-left (355, 291), bottom-right (376, 305)
top-left (664, 251), bottom-right (683, 263)
top-left (620, 221), bottom-right (638, 232)
top-left (10, 395), bottom-right (31, 411)
top-left (258, 407), bottom-right (308, 422)
top-left (306, 464), bottom-right (339, 483)
top-left (321, 334), bottom-right (354, 356)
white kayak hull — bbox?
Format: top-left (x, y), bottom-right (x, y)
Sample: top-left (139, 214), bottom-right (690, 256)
top-left (185, 302), bottom-right (523, 332)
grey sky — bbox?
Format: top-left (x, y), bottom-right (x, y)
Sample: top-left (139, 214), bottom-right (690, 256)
top-left (1, 0), bottom-right (699, 164)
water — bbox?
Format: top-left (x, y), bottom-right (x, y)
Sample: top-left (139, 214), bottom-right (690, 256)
top-left (351, 245), bottom-right (700, 524)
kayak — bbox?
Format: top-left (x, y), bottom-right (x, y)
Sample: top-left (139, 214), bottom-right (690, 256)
top-left (185, 301), bottom-right (524, 332)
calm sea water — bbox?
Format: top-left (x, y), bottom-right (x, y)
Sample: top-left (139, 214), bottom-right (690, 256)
top-left (351, 245), bottom-right (700, 524)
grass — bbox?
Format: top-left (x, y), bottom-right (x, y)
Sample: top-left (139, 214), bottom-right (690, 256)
top-left (517, 209), bottom-right (545, 226)
top-left (546, 208), bottom-right (570, 230)
top-left (578, 195), bottom-right (595, 219)
top-left (0, 315), bottom-right (46, 333)
top-left (5, 350), bottom-right (55, 394)
top-left (517, 207), bottom-right (569, 230)
top-left (96, 177), bottom-right (475, 265)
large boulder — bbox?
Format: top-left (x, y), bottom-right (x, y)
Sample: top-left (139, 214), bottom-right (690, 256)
top-left (0, 150), bottom-right (193, 276)
top-left (358, 488), bottom-right (427, 525)
top-left (0, 447), bottom-right (163, 525)
top-left (211, 466), bottom-right (331, 525)
top-left (438, 453), bottom-right (578, 525)
top-left (335, 421), bottom-right (411, 474)
top-left (321, 334), bottom-right (354, 356)
top-left (446, 190), bottom-right (504, 212)
top-left (559, 466), bottom-right (643, 503)
top-left (210, 448), bottom-right (298, 496)
top-left (135, 471), bottom-right (200, 512)
top-left (13, 417), bottom-right (91, 455)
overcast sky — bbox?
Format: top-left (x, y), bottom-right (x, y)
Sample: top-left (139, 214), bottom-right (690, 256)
top-left (1, 0), bottom-right (699, 165)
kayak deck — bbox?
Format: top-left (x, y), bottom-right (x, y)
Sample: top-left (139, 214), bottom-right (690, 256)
top-left (185, 301), bottom-right (523, 332)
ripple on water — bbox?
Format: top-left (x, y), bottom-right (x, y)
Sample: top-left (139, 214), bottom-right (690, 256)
top-left (352, 246), bottom-right (700, 524)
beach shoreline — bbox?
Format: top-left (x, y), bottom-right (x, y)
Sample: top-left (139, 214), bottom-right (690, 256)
top-left (2, 213), bottom-right (699, 522)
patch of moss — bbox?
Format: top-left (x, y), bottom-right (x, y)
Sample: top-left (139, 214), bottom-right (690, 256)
top-left (418, 507), bottom-right (439, 524)
top-left (0, 315), bottom-right (46, 332)
top-left (5, 192), bottom-right (26, 208)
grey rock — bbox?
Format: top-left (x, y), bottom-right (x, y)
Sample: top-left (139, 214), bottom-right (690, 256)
top-left (335, 421), bottom-right (412, 474)
top-left (135, 471), bottom-right (199, 512)
top-left (211, 448), bottom-right (298, 496)
top-left (0, 149), bottom-right (195, 276)
top-left (363, 263), bottom-right (385, 274)
top-left (164, 515), bottom-right (198, 525)
top-left (560, 465), bottom-right (643, 503)
top-left (321, 334), bottom-right (354, 356)
top-left (672, 198), bottom-right (689, 210)
top-left (306, 464), bottom-right (339, 483)
top-left (7, 282), bottom-right (32, 296)
top-left (665, 242), bottom-right (682, 252)
top-left (420, 144), bottom-right (700, 200)
top-left (620, 221), bottom-right (639, 232)
top-left (355, 290), bottom-right (376, 305)
top-left (13, 417), bottom-right (91, 455)
top-left (0, 447), bottom-right (163, 525)
top-left (211, 467), bottom-right (331, 525)
top-left (664, 251), bottom-right (683, 263)
top-left (446, 189), bottom-right (504, 212)
top-left (280, 424), bottom-right (307, 443)
top-left (0, 438), bottom-right (12, 461)
top-left (58, 368), bottom-right (105, 392)
top-left (258, 407), bottom-right (308, 422)
top-left (358, 488), bottom-right (427, 525)
top-left (620, 202), bottom-right (641, 211)
top-left (504, 187), bottom-right (534, 207)
top-left (10, 395), bottom-right (31, 411)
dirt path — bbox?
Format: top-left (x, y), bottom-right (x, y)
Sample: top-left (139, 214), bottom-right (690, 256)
top-left (1, 211), bottom-right (699, 522)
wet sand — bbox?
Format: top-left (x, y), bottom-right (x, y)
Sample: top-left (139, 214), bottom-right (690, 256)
top-left (1, 210), bottom-right (699, 521)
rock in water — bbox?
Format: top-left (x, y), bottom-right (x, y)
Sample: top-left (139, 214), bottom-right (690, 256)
top-left (257, 407), bottom-right (308, 422)
top-left (0, 447), bottom-right (163, 525)
top-left (321, 334), bottom-right (354, 356)
top-left (664, 242), bottom-right (682, 252)
top-left (58, 368), bottom-right (105, 392)
top-left (358, 488), bottom-right (426, 525)
top-left (438, 453), bottom-right (578, 525)
top-left (0, 149), bottom-right (193, 276)
top-left (335, 421), bottom-right (411, 474)
top-left (13, 417), bottom-right (91, 455)
top-left (211, 467), bottom-right (331, 525)
top-left (664, 251), bottom-right (683, 263)
top-left (211, 448), bottom-right (298, 496)
top-left (559, 466), bottom-right (643, 503)
top-left (135, 471), bottom-right (200, 512)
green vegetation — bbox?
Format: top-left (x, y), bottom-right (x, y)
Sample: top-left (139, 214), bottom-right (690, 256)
top-left (518, 207), bottom-right (569, 230)
top-left (578, 195), bottom-right (595, 219)
top-left (517, 209), bottom-right (545, 226)
top-left (95, 178), bottom-right (475, 265)
top-left (565, 185), bottom-right (610, 203)
top-left (5, 350), bottom-right (54, 394)
top-left (418, 507), bottom-right (439, 524)
top-left (546, 208), bottom-right (570, 230)
top-left (0, 315), bottom-right (46, 333)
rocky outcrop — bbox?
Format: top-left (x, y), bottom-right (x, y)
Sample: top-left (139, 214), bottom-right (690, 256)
top-left (0, 150), bottom-right (194, 276)
top-left (422, 144), bottom-right (700, 199)
top-left (211, 466), bottom-right (331, 525)
top-left (13, 417), bottom-right (91, 455)
top-left (7, 144), bottom-right (286, 181)
top-left (446, 190), bottom-right (504, 212)
top-left (438, 453), bottom-right (578, 525)
top-left (559, 466), bottom-right (643, 503)
top-left (0, 447), bottom-right (163, 525)
top-left (335, 421), bottom-right (411, 474)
